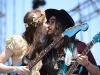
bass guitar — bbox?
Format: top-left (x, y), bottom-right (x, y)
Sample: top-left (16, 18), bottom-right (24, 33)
top-left (57, 32), bottom-right (100, 75)
top-left (10, 23), bottom-right (88, 75)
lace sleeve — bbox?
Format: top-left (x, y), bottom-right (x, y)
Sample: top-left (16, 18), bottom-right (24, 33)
top-left (5, 35), bottom-right (27, 55)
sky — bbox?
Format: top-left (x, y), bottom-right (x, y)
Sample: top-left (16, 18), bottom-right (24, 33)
top-left (0, 0), bottom-right (100, 73)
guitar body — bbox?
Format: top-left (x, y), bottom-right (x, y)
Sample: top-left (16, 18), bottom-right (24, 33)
top-left (57, 63), bottom-right (68, 75)
top-left (10, 72), bottom-right (18, 75)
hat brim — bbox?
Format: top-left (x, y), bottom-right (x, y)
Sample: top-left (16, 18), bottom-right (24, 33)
top-left (45, 9), bottom-right (75, 28)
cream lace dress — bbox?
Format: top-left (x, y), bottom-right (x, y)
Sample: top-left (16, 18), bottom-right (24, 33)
top-left (5, 35), bottom-right (42, 75)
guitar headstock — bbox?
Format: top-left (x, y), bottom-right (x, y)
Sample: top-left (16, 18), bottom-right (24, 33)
top-left (63, 23), bottom-right (89, 37)
top-left (79, 23), bottom-right (89, 31)
top-left (93, 32), bottom-right (100, 43)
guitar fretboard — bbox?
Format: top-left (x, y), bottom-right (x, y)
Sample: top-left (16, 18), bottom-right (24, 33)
top-left (27, 34), bottom-right (63, 70)
top-left (66, 41), bottom-right (94, 75)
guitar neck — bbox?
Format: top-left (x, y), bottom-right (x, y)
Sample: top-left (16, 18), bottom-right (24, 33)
top-left (27, 34), bottom-right (64, 70)
top-left (81, 41), bottom-right (94, 55)
top-left (66, 41), bottom-right (94, 75)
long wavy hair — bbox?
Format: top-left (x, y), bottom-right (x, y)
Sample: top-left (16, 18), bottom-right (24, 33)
top-left (22, 9), bottom-right (47, 60)
top-left (46, 16), bottom-right (77, 50)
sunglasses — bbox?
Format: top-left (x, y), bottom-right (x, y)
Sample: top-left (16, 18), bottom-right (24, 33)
top-left (47, 19), bottom-right (56, 25)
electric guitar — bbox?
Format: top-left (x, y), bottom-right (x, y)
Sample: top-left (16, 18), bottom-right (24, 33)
top-left (57, 32), bottom-right (100, 75)
top-left (10, 23), bottom-right (88, 75)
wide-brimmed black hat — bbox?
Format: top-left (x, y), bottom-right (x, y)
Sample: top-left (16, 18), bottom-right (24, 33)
top-left (45, 9), bottom-right (75, 28)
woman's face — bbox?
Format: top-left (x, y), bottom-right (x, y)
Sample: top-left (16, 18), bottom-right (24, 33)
top-left (41, 17), bottom-right (49, 35)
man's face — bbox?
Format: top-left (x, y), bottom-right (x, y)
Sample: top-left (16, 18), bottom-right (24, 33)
top-left (47, 16), bottom-right (56, 35)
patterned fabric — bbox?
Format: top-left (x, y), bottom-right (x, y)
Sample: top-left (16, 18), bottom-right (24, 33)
top-left (31, 60), bottom-right (43, 75)
top-left (6, 35), bottom-right (28, 66)
top-left (5, 35), bottom-right (42, 75)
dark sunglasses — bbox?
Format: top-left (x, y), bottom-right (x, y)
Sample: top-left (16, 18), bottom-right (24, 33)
top-left (47, 19), bottom-right (56, 25)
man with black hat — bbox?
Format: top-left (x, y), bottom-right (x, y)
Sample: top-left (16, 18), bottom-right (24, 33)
top-left (40, 9), bottom-right (100, 75)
